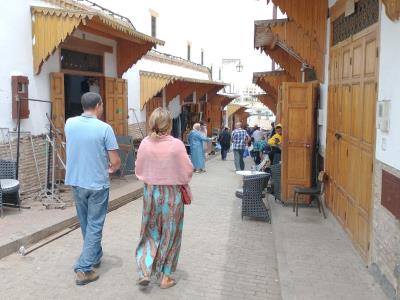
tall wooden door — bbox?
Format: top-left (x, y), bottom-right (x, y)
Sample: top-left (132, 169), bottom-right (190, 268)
top-left (50, 73), bottom-right (65, 133)
top-left (105, 77), bottom-right (128, 136)
top-left (325, 26), bottom-right (378, 261)
top-left (281, 82), bottom-right (318, 202)
top-left (50, 72), bottom-right (66, 180)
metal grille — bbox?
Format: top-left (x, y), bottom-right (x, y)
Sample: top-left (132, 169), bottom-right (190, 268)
top-left (332, 0), bottom-right (379, 45)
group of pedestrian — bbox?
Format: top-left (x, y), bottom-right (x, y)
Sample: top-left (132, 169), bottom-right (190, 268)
top-left (65, 93), bottom-right (193, 289)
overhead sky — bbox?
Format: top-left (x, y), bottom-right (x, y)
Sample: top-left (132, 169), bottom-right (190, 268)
top-left (93, 0), bottom-right (285, 91)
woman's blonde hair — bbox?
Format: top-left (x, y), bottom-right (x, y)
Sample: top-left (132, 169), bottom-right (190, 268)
top-left (148, 107), bottom-right (172, 139)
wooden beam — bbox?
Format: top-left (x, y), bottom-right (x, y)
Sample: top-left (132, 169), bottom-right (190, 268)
top-left (61, 36), bottom-right (113, 54)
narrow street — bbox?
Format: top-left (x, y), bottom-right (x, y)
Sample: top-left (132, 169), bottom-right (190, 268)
top-left (0, 156), bottom-right (281, 300)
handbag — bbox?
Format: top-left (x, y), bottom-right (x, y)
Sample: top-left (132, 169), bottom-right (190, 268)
top-left (180, 184), bottom-right (192, 205)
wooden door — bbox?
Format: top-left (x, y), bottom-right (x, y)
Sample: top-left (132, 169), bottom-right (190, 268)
top-left (105, 77), bottom-right (128, 136)
top-left (325, 26), bottom-right (378, 261)
top-left (50, 72), bottom-right (66, 180)
top-left (281, 82), bottom-right (317, 202)
top-left (50, 73), bottom-right (65, 132)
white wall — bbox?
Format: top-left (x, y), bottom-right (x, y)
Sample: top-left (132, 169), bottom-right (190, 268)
top-left (0, 0), bottom-right (56, 135)
top-left (376, 13), bottom-right (400, 170)
top-left (0, 1), bottom-right (119, 135)
top-left (123, 57), bottom-right (210, 123)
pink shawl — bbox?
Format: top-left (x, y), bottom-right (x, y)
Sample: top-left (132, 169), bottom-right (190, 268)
top-left (135, 135), bottom-right (193, 185)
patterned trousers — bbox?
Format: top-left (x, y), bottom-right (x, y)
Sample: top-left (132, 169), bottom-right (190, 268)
top-left (136, 184), bottom-right (184, 277)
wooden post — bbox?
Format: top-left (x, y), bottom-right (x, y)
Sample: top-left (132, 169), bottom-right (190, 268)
top-left (162, 88), bottom-right (166, 108)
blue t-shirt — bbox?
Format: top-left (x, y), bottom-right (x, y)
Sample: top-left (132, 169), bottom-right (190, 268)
top-left (65, 115), bottom-right (118, 190)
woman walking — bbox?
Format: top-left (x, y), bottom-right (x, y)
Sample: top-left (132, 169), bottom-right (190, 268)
top-left (188, 123), bottom-right (211, 173)
top-left (135, 108), bottom-right (193, 289)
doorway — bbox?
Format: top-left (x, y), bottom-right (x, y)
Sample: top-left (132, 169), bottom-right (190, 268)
top-left (64, 75), bottom-right (102, 120)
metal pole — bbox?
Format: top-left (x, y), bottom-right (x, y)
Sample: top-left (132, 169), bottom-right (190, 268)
top-left (15, 96), bottom-right (21, 179)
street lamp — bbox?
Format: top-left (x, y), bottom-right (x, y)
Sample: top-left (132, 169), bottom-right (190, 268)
top-left (236, 60), bottom-right (243, 72)
top-left (221, 58), bottom-right (243, 73)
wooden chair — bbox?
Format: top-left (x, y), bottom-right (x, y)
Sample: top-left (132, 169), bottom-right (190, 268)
top-left (293, 171), bottom-right (326, 218)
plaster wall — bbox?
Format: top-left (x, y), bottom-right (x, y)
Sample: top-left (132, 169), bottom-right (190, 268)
top-left (0, 1), bottom-right (119, 135)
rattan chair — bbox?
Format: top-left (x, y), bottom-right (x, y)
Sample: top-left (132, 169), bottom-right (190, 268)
top-left (235, 173), bottom-right (270, 222)
top-left (270, 163), bottom-right (281, 203)
top-left (0, 160), bottom-right (20, 218)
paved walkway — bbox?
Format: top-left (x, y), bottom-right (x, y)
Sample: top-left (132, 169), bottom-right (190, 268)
top-left (0, 176), bottom-right (142, 259)
top-left (0, 155), bottom-right (281, 300)
top-left (270, 198), bottom-right (387, 300)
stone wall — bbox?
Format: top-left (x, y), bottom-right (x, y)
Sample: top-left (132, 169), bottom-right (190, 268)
top-left (371, 160), bottom-right (400, 299)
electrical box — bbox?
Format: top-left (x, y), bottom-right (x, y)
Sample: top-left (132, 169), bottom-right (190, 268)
top-left (317, 109), bottom-right (324, 126)
top-left (12, 76), bottom-right (30, 119)
top-left (377, 99), bottom-right (390, 132)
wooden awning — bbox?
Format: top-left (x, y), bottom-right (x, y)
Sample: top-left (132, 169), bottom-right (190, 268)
top-left (208, 93), bottom-right (240, 107)
top-left (140, 71), bottom-right (226, 110)
top-left (254, 94), bottom-right (277, 115)
top-left (254, 19), bottom-right (324, 81)
top-left (253, 70), bottom-right (294, 98)
top-left (226, 104), bottom-right (243, 118)
top-left (31, 6), bottom-right (164, 75)
top-left (266, 0), bottom-right (327, 49)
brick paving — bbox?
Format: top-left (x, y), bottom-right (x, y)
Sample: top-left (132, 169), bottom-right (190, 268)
top-left (0, 155), bottom-right (281, 300)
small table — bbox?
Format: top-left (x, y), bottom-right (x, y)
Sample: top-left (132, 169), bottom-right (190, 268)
top-left (236, 170), bottom-right (266, 176)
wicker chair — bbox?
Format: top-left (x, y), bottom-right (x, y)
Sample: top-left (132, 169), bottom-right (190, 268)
top-left (270, 163), bottom-right (281, 203)
top-left (235, 173), bottom-right (270, 222)
top-left (0, 160), bottom-right (20, 218)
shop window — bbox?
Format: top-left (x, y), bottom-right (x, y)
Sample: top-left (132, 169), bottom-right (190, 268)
top-left (61, 49), bottom-right (103, 73)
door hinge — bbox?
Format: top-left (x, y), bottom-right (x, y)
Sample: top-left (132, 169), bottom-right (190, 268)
top-left (350, 57), bottom-right (352, 65)
top-left (376, 47), bottom-right (379, 58)
top-left (346, 148), bottom-right (349, 157)
top-left (368, 242), bottom-right (370, 251)
top-left (371, 162), bottom-right (374, 172)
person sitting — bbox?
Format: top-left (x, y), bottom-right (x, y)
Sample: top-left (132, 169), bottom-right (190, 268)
top-left (267, 124), bottom-right (282, 164)
top-left (253, 136), bottom-right (267, 165)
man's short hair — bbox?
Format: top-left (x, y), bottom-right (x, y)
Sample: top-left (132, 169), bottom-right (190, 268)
top-left (81, 92), bottom-right (102, 110)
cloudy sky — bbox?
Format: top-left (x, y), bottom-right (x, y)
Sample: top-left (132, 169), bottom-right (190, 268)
top-left (94, 0), bottom-right (283, 90)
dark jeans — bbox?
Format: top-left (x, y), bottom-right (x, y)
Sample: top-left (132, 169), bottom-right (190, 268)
top-left (221, 146), bottom-right (229, 160)
top-left (233, 149), bottom-right (245, 171)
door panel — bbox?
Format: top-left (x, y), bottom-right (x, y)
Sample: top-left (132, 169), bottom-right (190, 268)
top-left (105, 77), bottom-right (128, 136)
top-left (326, 27), bottom-right (377, 262)
top-left (281, 82), bottom-right (316, 202)
top-left (342, 85), bottom-right (351, 136)
top-left (50, 73), bottom-right (65, 132)
top-left (350, 83), bottom-right (362, 139)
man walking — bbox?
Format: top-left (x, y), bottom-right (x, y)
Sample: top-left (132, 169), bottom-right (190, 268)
top-left (65, 92), bottom-right (121, 285)
top-left (218, 127), bottom-right (231, 160)
top-left (231, 122), bottom-right (250, 171)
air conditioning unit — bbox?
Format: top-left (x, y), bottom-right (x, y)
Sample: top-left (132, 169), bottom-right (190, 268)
top-left (377, 99), bottom-right (391, 133)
